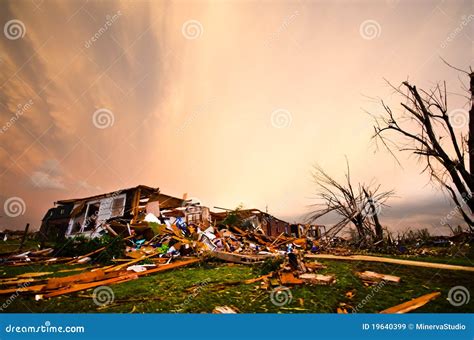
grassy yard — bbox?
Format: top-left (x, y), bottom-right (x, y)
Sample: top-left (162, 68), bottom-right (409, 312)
top-left (0, 257), bottom-right (472, 313)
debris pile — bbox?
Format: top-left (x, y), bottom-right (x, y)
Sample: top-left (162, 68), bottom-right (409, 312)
top-left (0, 185), bottom-right (470, 313)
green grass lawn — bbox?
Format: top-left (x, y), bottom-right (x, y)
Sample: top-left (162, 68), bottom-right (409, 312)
top-left (0, 258), bottom-right (472, 313)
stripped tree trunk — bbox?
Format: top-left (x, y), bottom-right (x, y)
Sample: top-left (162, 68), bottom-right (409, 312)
top-left (469, 72), bottom-right (474, 183)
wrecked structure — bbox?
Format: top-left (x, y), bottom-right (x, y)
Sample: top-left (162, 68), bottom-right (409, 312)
top-left (39, 185), bottom-right (210, 241)
top-left (212, 208), bottom-right (324, 239)
top-left (40, 185), bottom-right (312, 242)
top-left (211, 208), bottom-right (289, 237)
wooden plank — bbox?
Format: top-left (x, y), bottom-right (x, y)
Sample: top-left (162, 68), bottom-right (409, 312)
top-left (0, 284), bottom-right (46, 295)
top-left (279, 272), bottom-right (303, 285)
top-left (299, 273), bottom-right (335, 285)
top-left (106, 252), bottom-right (158, 272)
top-left (130, 188), bottom-right (141, 224)
top-left (44, 259), bottom-right (200, 298)
top-left (270, 233), bottom-right (285, 246)
top-left (135, 258), bottom-right (200, 277)
top-left (16, 272), bottom-right (53, 278)
top-left (213, 305), bottom-right (238, 314)
top-left (356, 271), bottom-right (400, 283)
top-left (213, 251), bottom-right (277, 264)
top-left (243, 273), bottom-right (272, 284)
top-left (0, 278), bottom-right (37, 286)
top-left (305, 254), bottom-right (474, 272)
top-left (43, 273), bottom-right (138, 298)
top-left (44, 270), bottom-right (106, 290)
top-left (380, 292), bottom-right (441, 314)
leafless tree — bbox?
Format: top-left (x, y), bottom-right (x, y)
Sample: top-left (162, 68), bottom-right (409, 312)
top-left (309, 161), bottom-right (394, 244)
top-left (372, 63), bottom-right (473, 231)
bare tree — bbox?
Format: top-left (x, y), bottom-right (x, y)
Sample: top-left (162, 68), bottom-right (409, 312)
top-left (372, 64), bottom-right (473, 230)
top-left (309, 161), bottom-right (394, 245)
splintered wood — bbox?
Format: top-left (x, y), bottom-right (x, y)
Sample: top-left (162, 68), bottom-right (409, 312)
top-left (380, 292), bottom-right (441, 313)
top-left (212, 305), bottom-right (239, 314)
top-left (356, 271), bottom-right (400, 284)
top-left (0, 258), bottom-right (201, 301)
top-left (279, 272), bottom-right (304, 285)
top-left (299, 273), bottom-right (336, 285)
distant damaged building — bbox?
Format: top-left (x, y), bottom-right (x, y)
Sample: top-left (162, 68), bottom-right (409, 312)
top-left (39, 185), bottom-right (210, 241)
top-left (211, 208), bottom-right (290, 237)
top-left (211, 208), bottom-right (324, 239)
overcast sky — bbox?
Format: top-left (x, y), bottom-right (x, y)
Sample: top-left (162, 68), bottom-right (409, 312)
top-left (0, 0), bottom-right (471, 235)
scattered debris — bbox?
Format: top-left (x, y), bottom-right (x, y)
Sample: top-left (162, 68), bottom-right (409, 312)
top-left (212, 305), bottom-right (239, 314)
top-left (1, 184), bottom-right (469, 313)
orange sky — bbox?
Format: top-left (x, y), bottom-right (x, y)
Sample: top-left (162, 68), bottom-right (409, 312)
top-left (0, 0), bottom-right (471, 235)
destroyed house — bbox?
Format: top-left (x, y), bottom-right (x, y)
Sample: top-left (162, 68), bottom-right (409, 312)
top-left (211, 209), bottom-right (290, 237)
top-left (288, 224), bottom-right (326, 239)
top-left (39, 185), bottom-right (209, 241)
